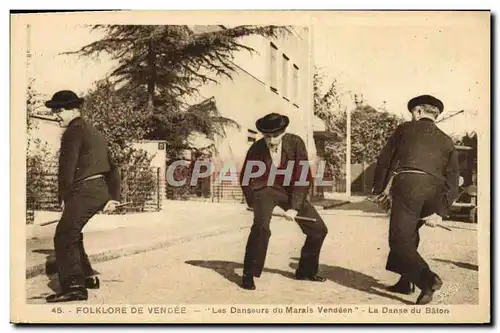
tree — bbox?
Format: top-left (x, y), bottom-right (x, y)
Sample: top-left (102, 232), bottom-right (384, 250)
top-left (68, 25), bottom-right (288, 105)
top-left (26, 79), bottom-right (59, 219)
top-left (26, 78), bottom-right (44, 152)
top-left (146, 95), bottom-right (240, 160)
top-left (351, 104), bottom-right (405, 164)
top-left (313, 68), bottom-right (348, 178)
top-left (82, 80), bottom-right (159, 211)
top-left (82, 79), bottom-right (152, 165)
top-left (313, 68), bottom-right (405, 175)
top-left (66, 25), bottom-right (290, 147)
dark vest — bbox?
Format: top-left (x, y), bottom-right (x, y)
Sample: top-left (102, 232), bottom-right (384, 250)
top-left (240, 133), bottom-right (312, 210)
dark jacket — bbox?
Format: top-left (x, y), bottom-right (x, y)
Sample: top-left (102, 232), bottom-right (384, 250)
top-left (58, 117), bottom-right (120, 203)
top-left (240, 133), bottom-right (312, 210)
top-left (373, 118), bottom-right (460, 216)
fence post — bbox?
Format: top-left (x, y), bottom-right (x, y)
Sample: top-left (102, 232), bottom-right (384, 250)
top-left (217, 178), bottom-right (220, 203)
top-left (26, 175), bottom-right (34, 224)
top-left (157, 167), bottom-right (161, 211)
top-left (26, 194), bottom-right (34, 224)
top-left (239, 173), bottom-right (244, 204)
top-left (120, 167), bottom-right (128, 212)
top-left (211, 173), bottom-right (215, 203)
top-left (211, 173), bottom-right (214, 203)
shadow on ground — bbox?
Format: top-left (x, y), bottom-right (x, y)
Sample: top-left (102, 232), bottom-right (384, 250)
top-left (186, 259), bottom-right (414, 305)
top-left (28, 249), bottom-right (102, 301)
top-left (185, 260), bottom-right (295, 287)
top-left (31, 249), bottom-right (59, 293)
top-left (289, 257), bottom-right (414, 305)
top-left (432, 258), bottom-right (478, 271)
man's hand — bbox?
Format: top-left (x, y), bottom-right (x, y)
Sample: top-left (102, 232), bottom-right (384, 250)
top-left (283, 209), bottom-right (299, 222)
top-left (422, 213), bottom-right (442, 228)
top-left (370, 192), bottom-right (392, 213)
top-left (102, 200), bottom-right (120, 213)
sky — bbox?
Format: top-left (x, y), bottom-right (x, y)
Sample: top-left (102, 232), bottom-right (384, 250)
top-left (27, 12), bottom-right (489, 137)
top-left (28, 23), bottom-right (111, 99)
top-left (313, 11), bottom-right (489, 136)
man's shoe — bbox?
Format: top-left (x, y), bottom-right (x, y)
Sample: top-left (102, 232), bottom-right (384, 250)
top-left (85, 276), bottom-right (100, 289)
top-left (46, 286), bottom-right (88, 303)
top-left (387, 277), bottom-right (415, 295)
top-left (416, 274), bottom-right (443, 305)
top-left (296, 274), bottom-right (326, 282)
top-left (241, 274), bottom-right (256, 290)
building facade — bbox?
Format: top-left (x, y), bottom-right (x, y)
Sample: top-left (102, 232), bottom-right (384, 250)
top-left (188, 25), bottom-right (316, 175)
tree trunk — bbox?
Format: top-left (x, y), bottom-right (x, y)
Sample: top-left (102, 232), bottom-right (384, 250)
top-left (362, 159), bottom-right (366, 194)
top-left (147, 40), bottom-right (156, 113)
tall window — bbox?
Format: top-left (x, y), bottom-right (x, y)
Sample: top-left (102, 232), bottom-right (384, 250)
top-left (292, 64), bottom-right (299, 106)
top-left (269, 43), bottom-right (278, 92)
top-left (282, 54), bottom-right (289, 99)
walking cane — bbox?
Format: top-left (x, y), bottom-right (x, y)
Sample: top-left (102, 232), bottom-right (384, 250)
top-left (39, 202), bottom-right (133, 226)
top-left (245, 207), bottom-right (317, 223)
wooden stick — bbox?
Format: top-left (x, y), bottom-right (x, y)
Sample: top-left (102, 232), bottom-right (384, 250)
top-left (30, 114), bottom-right (59, 122)
top-left (437, 224), bottom-right (453, 231)
top-left (40, 219), bottom-right (59, 227)
top-left (245, 207), bottom-right (317, 223)
top-left (38, 202), bottom-right (132, 226)
top-left (273, 213), bottom-right (317, 223)
top-left (114, 202), bottom-right (132, 208)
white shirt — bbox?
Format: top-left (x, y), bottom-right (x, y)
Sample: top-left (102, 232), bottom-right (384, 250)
top-left (267, 141), bottom-right (282, 167)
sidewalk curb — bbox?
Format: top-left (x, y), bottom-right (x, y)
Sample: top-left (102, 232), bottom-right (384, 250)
top-left (26, 224), bottom-right (249, 279)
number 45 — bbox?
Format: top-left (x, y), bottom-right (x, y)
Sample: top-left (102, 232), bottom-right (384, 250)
top-left (52, 307), bottom-right (63, 314)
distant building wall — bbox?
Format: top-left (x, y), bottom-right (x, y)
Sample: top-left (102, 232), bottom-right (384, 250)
top-left (131, 140), bottom-right (168, 198)
top-left (188, 26), bottom-right (315, 174)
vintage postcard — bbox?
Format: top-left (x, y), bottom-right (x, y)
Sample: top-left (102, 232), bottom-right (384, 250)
top-left (10, 10), bottom-right (490, 324)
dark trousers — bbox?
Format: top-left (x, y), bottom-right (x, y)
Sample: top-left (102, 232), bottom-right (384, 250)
top-left (243, 187), bottom-right (328, 278)
top-left (386, 173), bottom-right (443, 290)
top-left (54, 178), bottom-right (109, 288)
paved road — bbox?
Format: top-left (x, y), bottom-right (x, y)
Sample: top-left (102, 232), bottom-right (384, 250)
top-left (26, 210), bottom-right (478, 305)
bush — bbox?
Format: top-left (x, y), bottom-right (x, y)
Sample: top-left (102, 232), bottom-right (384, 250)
top-left (26, 139), bottom-right (161, 217)
top-left (118, 149), bottom-right (160, 212)
top-left (26, 140), bottom-right (58, 217)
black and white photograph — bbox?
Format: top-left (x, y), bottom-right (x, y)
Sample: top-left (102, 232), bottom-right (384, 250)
top-left (10, 10), bottom-right (490, 323)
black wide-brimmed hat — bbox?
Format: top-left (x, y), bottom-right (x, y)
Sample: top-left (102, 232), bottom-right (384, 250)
top-left (256, 113), bottom-right (290, 134)
top-left (407, 94), bottom-right (444, 114)
top-left (45, 90), bottom-right (84, 110)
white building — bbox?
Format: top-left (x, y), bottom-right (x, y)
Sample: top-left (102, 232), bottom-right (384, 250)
top-left (188, 25), bottom-right (316, 175)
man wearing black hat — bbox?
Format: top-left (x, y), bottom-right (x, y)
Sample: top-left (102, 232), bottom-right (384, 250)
top-left (43, 90), bottom-right (121, 303)
top-left (239, 113), bottom-right (328, 290)
top-left (372, 94), bottom-right (460, 305)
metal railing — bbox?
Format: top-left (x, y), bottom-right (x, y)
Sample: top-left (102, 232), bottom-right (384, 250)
top-left (165, 169), bottom-right (348, 204)
top-left (26, 166), bottom-right (162, 223)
